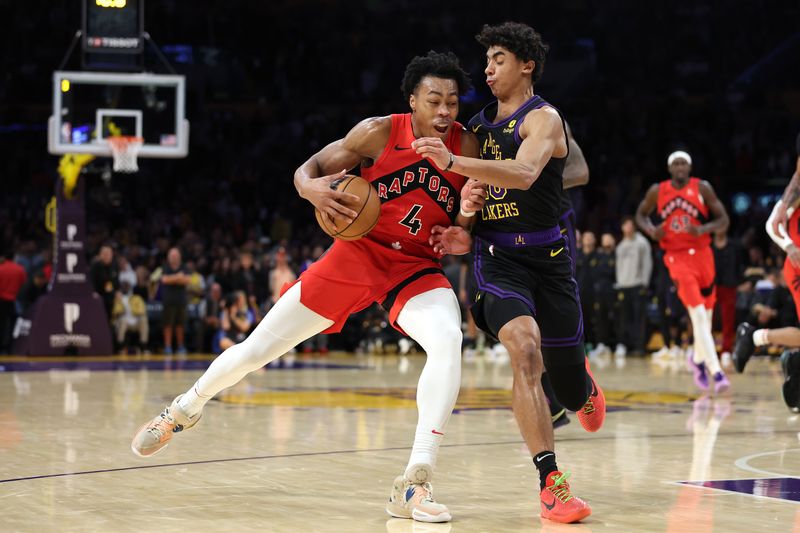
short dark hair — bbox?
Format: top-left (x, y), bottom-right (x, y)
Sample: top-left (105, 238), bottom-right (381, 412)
top-left (400, 50), bottom-right (473, 100)
top-left (476, 22), bottom-right (550, 83)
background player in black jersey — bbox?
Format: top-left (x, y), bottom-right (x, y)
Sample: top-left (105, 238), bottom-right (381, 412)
top-left (416, 22), bottom-right (603, 524)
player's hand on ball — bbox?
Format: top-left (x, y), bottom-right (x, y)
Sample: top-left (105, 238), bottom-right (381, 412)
top-left (461, 179), bottom-right (486, 215)
top-left (412, 137), bottom-right (451, 170)
top-left (430, 225), bottom-right (473, 256)
top-left (303, 169), bottom-right (360, 229)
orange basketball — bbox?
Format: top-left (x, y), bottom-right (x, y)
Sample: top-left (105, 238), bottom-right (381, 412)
top-left (314, 175), bottom-right (381, 241)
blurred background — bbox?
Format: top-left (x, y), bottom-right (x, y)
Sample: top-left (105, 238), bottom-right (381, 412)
top-left (2, 0), bottom-right (799, 359)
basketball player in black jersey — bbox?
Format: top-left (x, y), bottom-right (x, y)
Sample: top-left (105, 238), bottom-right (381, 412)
top-left (414, 22), bottom-right (603, 523)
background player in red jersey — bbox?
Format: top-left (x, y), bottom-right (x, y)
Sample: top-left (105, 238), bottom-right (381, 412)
top-left (635, 151), bottom-right (731, 393)
top-left (734, 132), bottom-right (800, 410)
top-left (131, 51), bottom-right (485, 524)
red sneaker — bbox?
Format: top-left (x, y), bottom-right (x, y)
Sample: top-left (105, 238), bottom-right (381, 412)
top-left (539, 471), bottom-right (591, 523)
top-left (576, 358), bottom-right (606, 432)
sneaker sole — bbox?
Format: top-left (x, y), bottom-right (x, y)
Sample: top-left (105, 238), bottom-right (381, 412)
top-left (541, 506), bottom-right (592, 523)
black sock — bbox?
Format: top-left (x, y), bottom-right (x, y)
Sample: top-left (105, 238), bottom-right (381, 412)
top-left (533, 451), bottom-right (558, 490)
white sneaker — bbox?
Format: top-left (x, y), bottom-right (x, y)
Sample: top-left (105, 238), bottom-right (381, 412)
top-left (386, 464), bottom-right (451, 523)
top-left (614, 343), bottom-right (627, 357)
top-left (131, 395), bottom-right (202, 457)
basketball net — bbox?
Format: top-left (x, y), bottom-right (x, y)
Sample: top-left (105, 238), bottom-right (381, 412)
top-left (107, 136), bottom-right (144, 173)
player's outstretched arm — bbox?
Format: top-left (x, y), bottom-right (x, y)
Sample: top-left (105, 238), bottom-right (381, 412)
top-left (412, 106), bottom-right (567, 191)
top-left (694, 181), bottom-right (729, 236)
top-left (563, 122), bottom-right (589, 190)
top-left (635, 184), bottom-right (663, 241)
top-left (294, 116), bottom-right (390, 229)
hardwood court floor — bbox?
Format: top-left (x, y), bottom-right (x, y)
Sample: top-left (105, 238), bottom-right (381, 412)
top-left (1, 352), bottom-right (799, 532)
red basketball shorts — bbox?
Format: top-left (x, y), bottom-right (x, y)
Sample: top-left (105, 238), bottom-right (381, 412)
top-left (281, 238), bottom-right (451, 334)
top-left (663, 245), bottom-right (716, 309)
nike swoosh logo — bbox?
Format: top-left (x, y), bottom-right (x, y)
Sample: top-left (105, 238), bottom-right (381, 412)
top-left (394, 144), bottom-right (411, 150)
top-left (431, 429), bottom-right (444, 436)
top-left (471, 125), bottom-right (480, 132)
top-left (543, 498), bottom-right (556, 511)
top-left (550, 247), bottom-right (564, 257)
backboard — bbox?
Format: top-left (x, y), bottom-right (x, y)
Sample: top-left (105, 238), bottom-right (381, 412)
top-left (48, 70), bottom-right (189, 158)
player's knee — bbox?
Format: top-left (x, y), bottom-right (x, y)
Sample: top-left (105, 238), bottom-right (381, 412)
top-left (507, 336), bottom-right (543, 381)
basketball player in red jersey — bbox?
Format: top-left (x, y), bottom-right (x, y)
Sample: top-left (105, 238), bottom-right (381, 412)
top-left (734, 131), bottom-right (800, 410)
top-left (635, 150), bottom-right (731, 393)
top-left (131, 51), bottom-right (485, 524)
top-left (417, 23), bottom-right (603, 524)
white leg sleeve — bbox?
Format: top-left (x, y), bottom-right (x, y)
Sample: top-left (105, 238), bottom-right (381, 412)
top-left (179, 282), bottom-right (333, 416)
top-left (688, 304), bottom-right (722, 375)
top-left (396, 287), bottom-right (463, 476)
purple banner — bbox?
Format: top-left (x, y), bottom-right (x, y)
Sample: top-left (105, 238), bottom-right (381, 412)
top-left (13, 175), bottom-right (112, 355)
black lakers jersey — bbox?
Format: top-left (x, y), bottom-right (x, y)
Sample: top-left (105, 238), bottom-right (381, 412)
top-left (468, 95), bottom-right (567, 233)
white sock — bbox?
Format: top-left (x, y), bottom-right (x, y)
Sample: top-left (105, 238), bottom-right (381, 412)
top-left (688, 305), bottom-right (722, 375)
top-left (753, 329), bottom-right (769, 346)
top-left (178, 282), bottom-right (333, 417)
top-left (396, 288), bottom-right (462, 476)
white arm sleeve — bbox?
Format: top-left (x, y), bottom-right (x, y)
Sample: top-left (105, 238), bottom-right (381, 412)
top-left (766, 199), bottom-right (795, 251)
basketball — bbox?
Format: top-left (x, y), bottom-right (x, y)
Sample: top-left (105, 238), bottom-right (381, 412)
top-left (315, 175), bottom-right (381, 241)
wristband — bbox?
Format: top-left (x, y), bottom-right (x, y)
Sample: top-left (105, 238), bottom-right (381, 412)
top-left (459, 207), bottom-right (476, 218)
top-left (444, 152), bottom-right (455, 172)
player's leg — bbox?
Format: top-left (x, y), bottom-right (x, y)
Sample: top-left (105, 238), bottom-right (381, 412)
top-left (386, 287), bottom-right (461, 523)
top-left (542, 372), bottom-right (569, 429)
top-left (670, 261), bottom-right (722, 390)
top-left (131, 282), bottom-right (333, 457)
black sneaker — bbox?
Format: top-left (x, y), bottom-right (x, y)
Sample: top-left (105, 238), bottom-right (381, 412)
top-left (732, 323), bottom-right (756, 373)
top-left (781, 350), bottom-right (800, 413)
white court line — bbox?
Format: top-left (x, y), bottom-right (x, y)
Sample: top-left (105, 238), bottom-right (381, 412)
top-left (734, 447), bottom-right (800, 479)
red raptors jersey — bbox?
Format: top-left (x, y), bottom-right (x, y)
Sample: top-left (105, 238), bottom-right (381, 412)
top-left (656, 177), bottom-right (711, 251)
top-left (788, 207), bottom-right (800, 245)
top-left (361, 113), bottom-right (465, 260)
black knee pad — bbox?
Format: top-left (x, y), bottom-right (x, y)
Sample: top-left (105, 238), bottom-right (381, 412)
top-left (546, 359), bottom-right (592, 411)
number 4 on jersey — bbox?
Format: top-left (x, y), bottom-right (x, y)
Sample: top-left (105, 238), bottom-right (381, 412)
top-left (399, 204), bottom-right (423, 235)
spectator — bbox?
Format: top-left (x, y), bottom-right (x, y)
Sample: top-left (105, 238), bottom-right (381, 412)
top-left (19, 268), bottom-right (48, 312)
top-left (713, 231), bottom-right (745, 357)
top-left (219, 291), bottom-right (254, 351)
top-left (576, 231), bottom-right (600, 350)
top-left (118, 255), bottom-right (137, 289)
top-left (90, 245), bottom-right (118, 320)
top-left (160, 247), bottom-right (190, 355)
top-left (201, 282), bottom-right (223, 353)
top-left (185, 259), bottom-right (207, 353)
top-left (112, 281), bottom-right (149, 354)
top-left (268, 246), bottom-right (296, 305)
top-left (588, 233), bottom-right (618, 358)
top-left (615, 216), bottom-right (652, 356)
top-left (0, 248), bottom-right (26, 354)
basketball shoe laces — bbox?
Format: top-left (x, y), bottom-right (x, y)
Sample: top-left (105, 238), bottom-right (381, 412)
top-left (148, 409), bottom-right (182, 440)
top-left (410, 482), bottom-right (436, 505)
top-left (546, 472), bottom-right (575, 503)
top-left (581, 394), bottom-right (596, 416)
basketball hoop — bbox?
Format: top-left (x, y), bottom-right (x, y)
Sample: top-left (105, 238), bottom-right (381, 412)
top-left (107, 136), bottom-right (144, 173)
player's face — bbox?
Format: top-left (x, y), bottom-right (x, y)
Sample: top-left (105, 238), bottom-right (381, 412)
top-left (409, 76), bottom-right (459, 140)
top-left (484, 46), bottom-right (534, 98)
top-left (668, 158), bottom-right (691, 183)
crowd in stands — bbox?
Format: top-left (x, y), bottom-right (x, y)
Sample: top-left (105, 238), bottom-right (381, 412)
top-left (1, 1), bottom-right (799, 355)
